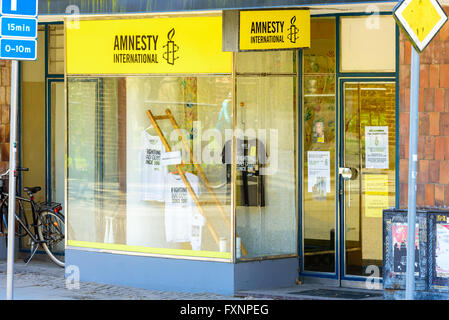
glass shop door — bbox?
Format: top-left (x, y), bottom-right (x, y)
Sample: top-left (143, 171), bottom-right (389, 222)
top-left (339, 80), bottom-right (396, 286)
top-left (301, 79), bottom-right (396, 288)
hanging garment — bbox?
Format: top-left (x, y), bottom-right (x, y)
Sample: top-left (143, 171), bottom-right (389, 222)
top-left (190, 212), bottom-right (206, 251)
top-left (164, 172), bottom-right (201, 243)
top-left (222, 137), bottom-right (268, 207)
top-left (140, 131), bottom-right (167, 201)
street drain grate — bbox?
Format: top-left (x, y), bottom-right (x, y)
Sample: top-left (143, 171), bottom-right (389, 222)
top-left (288, 289), bottom-right (382, 300)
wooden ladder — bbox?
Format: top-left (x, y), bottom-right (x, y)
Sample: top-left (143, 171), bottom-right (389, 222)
top-left (146, 108), bottom-right (248, 256)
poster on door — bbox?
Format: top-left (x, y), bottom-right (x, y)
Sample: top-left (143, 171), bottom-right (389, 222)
top-left (364, 174), bottom-right (389, 218)
top-left (365, 126), bottom-right (389, 169)
top-left (436, 224), bottom-right (449, 278)
top-left (307, 151), bottom-right (331, 199)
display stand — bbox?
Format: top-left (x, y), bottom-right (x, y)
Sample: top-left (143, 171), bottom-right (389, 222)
top-left (146, 108), bottom-right (248, 256)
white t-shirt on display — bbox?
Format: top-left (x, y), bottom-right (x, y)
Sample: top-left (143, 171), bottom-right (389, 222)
top-left (164, 172), bottom-right (203, 247)
top-left (140, 131), bottom-right (166, 201)
top-left (190, 212), bottom-right (206, 251)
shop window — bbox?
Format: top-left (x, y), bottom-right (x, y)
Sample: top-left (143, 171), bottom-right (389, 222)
top-left (302, 18), bottom-right (337, 272)
top-left (340, 16), bottom-right (396, 73)
top-left (234, 51), bottom-right (298, 259)
top-left (236, 51), bottom-right (296, 74)
top-left (48, 25), bottom-right (64, 74)
top-left (67, 76), bottom-right (233, 259)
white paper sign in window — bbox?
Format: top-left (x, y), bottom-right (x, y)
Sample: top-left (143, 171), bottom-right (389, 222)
top-left (307, 151), bottom-right (331, 194)
top-left (161, 150), bottom-right (182, 165)
top-left (365, 126), bottom-right (389, 169)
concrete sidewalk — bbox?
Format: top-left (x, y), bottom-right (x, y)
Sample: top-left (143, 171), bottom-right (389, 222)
top-left (0, 258), bottom-right (247, 300)
top-left (0, 258), bottom-right (383, 300)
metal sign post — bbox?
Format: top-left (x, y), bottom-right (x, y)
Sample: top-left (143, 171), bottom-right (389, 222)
top-left (6, 59), bottom-right (18, 300)
top-left (405, 45), bottom-right (419, 301)
top-left (0, 0), bottom-right (39, 300)
top-left (393, 0), bottom-right (448, 300)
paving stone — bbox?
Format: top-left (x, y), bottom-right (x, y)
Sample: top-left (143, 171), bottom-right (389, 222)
top-left (0, 260), bottom-right (250, 300)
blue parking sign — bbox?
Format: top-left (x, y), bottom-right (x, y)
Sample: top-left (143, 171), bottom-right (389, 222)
top-left (0, 38), bottom-right (36, 60)
top-left (0, 0), bottom-right (39, 60)
top-left (1, 0), bottom-right (38, 17)
top-left (1, 17), bottom-right (37, 38)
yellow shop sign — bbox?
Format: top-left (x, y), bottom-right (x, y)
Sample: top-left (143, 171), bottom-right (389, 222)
top-left (239, 9), bottom-right (310, 51)
top-left (66, 16), bottom-right (232, 74)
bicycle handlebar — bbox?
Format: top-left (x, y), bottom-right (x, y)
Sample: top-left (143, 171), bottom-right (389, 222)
top-left (0, 167), bottom-right (29, 178)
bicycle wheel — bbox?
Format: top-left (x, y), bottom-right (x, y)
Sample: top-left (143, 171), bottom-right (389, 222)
top-left (37, 210), bottom-right (65, 267)
top-left (1, 202), bottom-right (29, 238)
top-left (0, 203), bottom-right (7, 235)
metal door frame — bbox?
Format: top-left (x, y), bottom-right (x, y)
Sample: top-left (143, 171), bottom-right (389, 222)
top-left (46, 77), bottom-right (65, 202)
top-left (338, 77), bottom-right (396, 288)
top-left (298, 14), bottom-right (400, 288)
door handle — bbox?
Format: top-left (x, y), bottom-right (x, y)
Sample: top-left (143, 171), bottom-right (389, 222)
top-left (339, 167), bottom-right (358, 181)
top-left (339, 167), bottom-right (358, 208)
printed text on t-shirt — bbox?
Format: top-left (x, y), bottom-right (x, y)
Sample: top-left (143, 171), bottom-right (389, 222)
top-left (171, 187), bottom-right (188, 204)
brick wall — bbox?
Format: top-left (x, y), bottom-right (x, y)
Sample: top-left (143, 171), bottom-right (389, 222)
top-left (399, 6), bottom-right (449, 208)
top-left (0, 60), bottom-right (10, 173)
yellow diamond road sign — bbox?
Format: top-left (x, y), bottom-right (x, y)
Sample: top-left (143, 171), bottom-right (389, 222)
top-left (394, 0), bottom-right (448, 52)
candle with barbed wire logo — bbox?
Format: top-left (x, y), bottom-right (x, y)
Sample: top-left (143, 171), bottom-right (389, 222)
top-left (163, 28), bottom-right (179, 65)
top-left (287, 16), bottom-right (299, 43)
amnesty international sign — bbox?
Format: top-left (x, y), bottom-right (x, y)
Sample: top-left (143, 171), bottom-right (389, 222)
top-left (66, 16), bottom-right (232, 74)
top-left (239, 9), bottom-right (310, 51)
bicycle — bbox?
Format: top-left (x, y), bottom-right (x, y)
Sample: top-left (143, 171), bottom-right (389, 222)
top-left (0, 167), bottom-right (65, 267)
